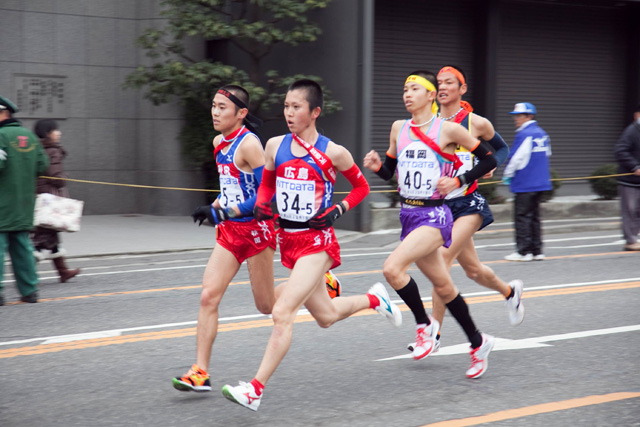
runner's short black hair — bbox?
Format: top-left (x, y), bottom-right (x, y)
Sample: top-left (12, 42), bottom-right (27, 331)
top-left (288, 79), bottom-right (323, 111)
top-left (34, 119), bottom-right (59, 139)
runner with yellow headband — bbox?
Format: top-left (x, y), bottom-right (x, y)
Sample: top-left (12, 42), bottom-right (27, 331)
top-left (364, 69), bottom-right (499, 379)
top-left (408, 66), bottom-right (525, 356)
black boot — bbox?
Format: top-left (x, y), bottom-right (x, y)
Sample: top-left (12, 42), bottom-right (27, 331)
top-left (20, 292), bottom-right (38, 303)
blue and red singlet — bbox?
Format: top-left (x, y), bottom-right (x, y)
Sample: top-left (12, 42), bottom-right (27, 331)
top-left (216, 131), bottom-right (259, 223)
top-left (273, 134), bottom-right (334, 225)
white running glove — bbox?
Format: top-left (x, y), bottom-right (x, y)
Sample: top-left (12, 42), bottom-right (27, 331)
top-left (0, 148), bottom-right (7, 161)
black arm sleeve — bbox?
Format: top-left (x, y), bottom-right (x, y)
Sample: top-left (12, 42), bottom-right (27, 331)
top-left (374, 153), bottom-right (398, 181)
top-left (457, 141), bottom-right (498, 186)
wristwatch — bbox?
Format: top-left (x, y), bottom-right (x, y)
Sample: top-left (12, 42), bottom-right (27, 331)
top-left (226, 208), bottom-right (239, 219)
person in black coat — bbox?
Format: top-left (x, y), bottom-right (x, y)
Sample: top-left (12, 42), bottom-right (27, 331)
top-left (614, 104), bottom-right (640, 251)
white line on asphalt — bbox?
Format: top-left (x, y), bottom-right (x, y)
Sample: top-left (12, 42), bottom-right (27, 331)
top-left (29, 234), bottom-right (626, 281)
top-left (375, 324), bottom-right (640, 361)
top-left (474, 234), bottom-right (622, 249)
top-left (546, 242), bottom-right (624, 249)
top-left (492, 217), bottom-right (619, 226)
top-left (0, 313), bottom-right (269, 347)
top-left (3, 277), bottom-right (639, 347)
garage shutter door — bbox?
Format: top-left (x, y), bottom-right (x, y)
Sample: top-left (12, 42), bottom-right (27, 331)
top-left (372, 0), bottom-right (476, 190)
top-left (495, 1), bottom-right (627, 179)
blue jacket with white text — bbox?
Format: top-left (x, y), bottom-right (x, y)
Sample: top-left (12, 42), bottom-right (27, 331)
top-left (503, 120), bottom-right (552, 193)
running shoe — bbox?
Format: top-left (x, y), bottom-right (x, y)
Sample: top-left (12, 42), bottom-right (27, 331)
top-left (172, 364), bottom-right (211, 392)
top-left (407, 335), bottom-right (441, 354)
top-left (412, 318), bottom-right (440, 360)
top-left (222, 381), bottom-right (262, 411)
top-left (506, 280), bottom-right (525, 325)
top-left (533, 254), bottom-right (545, 261)
top-left (325, 270), bottom-right (341, 299)
top-left (466, 333), bottom-right (495, 379)
top-left (368, 282), bottom-right (402, 327)
top-left (504, 252), bottom-right (533, 262)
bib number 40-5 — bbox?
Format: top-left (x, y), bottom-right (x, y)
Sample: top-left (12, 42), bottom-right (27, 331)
top-left (403, 171), bottom-right (432, 190)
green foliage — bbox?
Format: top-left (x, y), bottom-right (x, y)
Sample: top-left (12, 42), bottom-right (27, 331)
top-left (124, 0), bottom-right (338, 116)
top-left (124, 0), bottom-right (341, 190)
top-left (541, 169), bottom-right (562, 202)
top-left (589, 164), bottom-right (618, 200)
top-left (179, 99), bottom-right (218, 166)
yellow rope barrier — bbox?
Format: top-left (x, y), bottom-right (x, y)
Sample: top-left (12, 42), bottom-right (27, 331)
top-left (39, 172), bottom-right (633, 195)
top-left (39, 176), bottom-right (219, 192)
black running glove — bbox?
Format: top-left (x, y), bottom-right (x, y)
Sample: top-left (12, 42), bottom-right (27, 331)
top-left (191, 205), bottom-right (229, 226)
top-left (309, 204), bottom-right (344, 230)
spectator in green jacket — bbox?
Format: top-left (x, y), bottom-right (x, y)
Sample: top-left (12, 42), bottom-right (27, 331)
top-left (0, 95), bottom-right (49, 305)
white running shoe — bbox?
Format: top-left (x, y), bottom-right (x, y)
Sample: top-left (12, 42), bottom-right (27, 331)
top-left (412, 318), bottom-right (440, 360)
top-left (504, 252), bottom-right (533, 262)
top-left (407, 334), bottom-right (441, 354)
top-left (368, 282), bottom-right (402, 327)
top-left (466, 333), bottom-right (495, 379)
top-left (506, 280), bottom-right (525, 325)
top-left (222, 381), bottom-right (262, 411)
top-left (533, 254), bottom-right (545, 261)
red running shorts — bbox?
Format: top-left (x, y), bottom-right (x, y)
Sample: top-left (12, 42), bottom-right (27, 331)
top-left (216, 219), bottom-right (276, 264)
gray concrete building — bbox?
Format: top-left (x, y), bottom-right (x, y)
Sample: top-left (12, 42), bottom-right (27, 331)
top-left (1, 0), bottom-right (204, 216)
top-left (2, 0), bottom-right (639, 231)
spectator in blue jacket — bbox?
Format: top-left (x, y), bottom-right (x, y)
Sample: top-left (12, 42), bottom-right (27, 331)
top-left (503, 103), bottom-right (552, 262)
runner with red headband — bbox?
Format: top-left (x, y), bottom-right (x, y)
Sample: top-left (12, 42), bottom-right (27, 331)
top-left (429, 65), bottom-right (524, 340)
top-left (221, 79), bottom-right (401, 412)
top-left (172, 85), bottom-right (277, 393)
top-left (364, 69), bottom-right (497, 379)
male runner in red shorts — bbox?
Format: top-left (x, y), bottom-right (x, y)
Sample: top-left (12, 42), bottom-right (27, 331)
top-left (221, 79), bottom-right (401, 411)
top-left (172, 85), bottom-right (277, 392)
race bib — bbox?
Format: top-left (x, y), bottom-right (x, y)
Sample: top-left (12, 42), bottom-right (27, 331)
top-left (276, 177), bottom-right (317, 222)
top-left (219, 173), bottom-right (246, 208)
top-left (397, 142), bottom-right (441, 199)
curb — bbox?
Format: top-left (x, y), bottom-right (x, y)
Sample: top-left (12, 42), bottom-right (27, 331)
top-left (371, 200), bottom-right (621, 233)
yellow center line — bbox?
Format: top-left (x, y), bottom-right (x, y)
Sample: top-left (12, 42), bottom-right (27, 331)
top-left (1, 281), bottom-right (638, 359)
top-left (421, 391), bottom-right (640, 426)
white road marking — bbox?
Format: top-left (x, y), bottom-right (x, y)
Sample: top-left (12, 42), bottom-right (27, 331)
top-left (375, 324), bottom-right (640, 361)
top-left (3, 278), bottom-right (638, 348)
top-left (475, 234), bottom-right (622, 249)
top-left (0, 314), bottom-right (266, 347)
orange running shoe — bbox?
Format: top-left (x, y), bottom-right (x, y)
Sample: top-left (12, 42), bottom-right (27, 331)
top-left (172, 364), bottom-right (211, 392)
top-left (325, 270), bottom-right (341, 299)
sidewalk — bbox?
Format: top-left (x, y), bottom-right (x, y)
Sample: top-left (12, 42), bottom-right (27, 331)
top-left (62, 215), bottom-right (361, 258)
top-left (62, 196), bottom-right (621, 259)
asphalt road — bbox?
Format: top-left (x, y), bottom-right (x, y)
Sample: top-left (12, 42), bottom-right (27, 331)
top-left (2, 223), bottom-right (639, 427)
